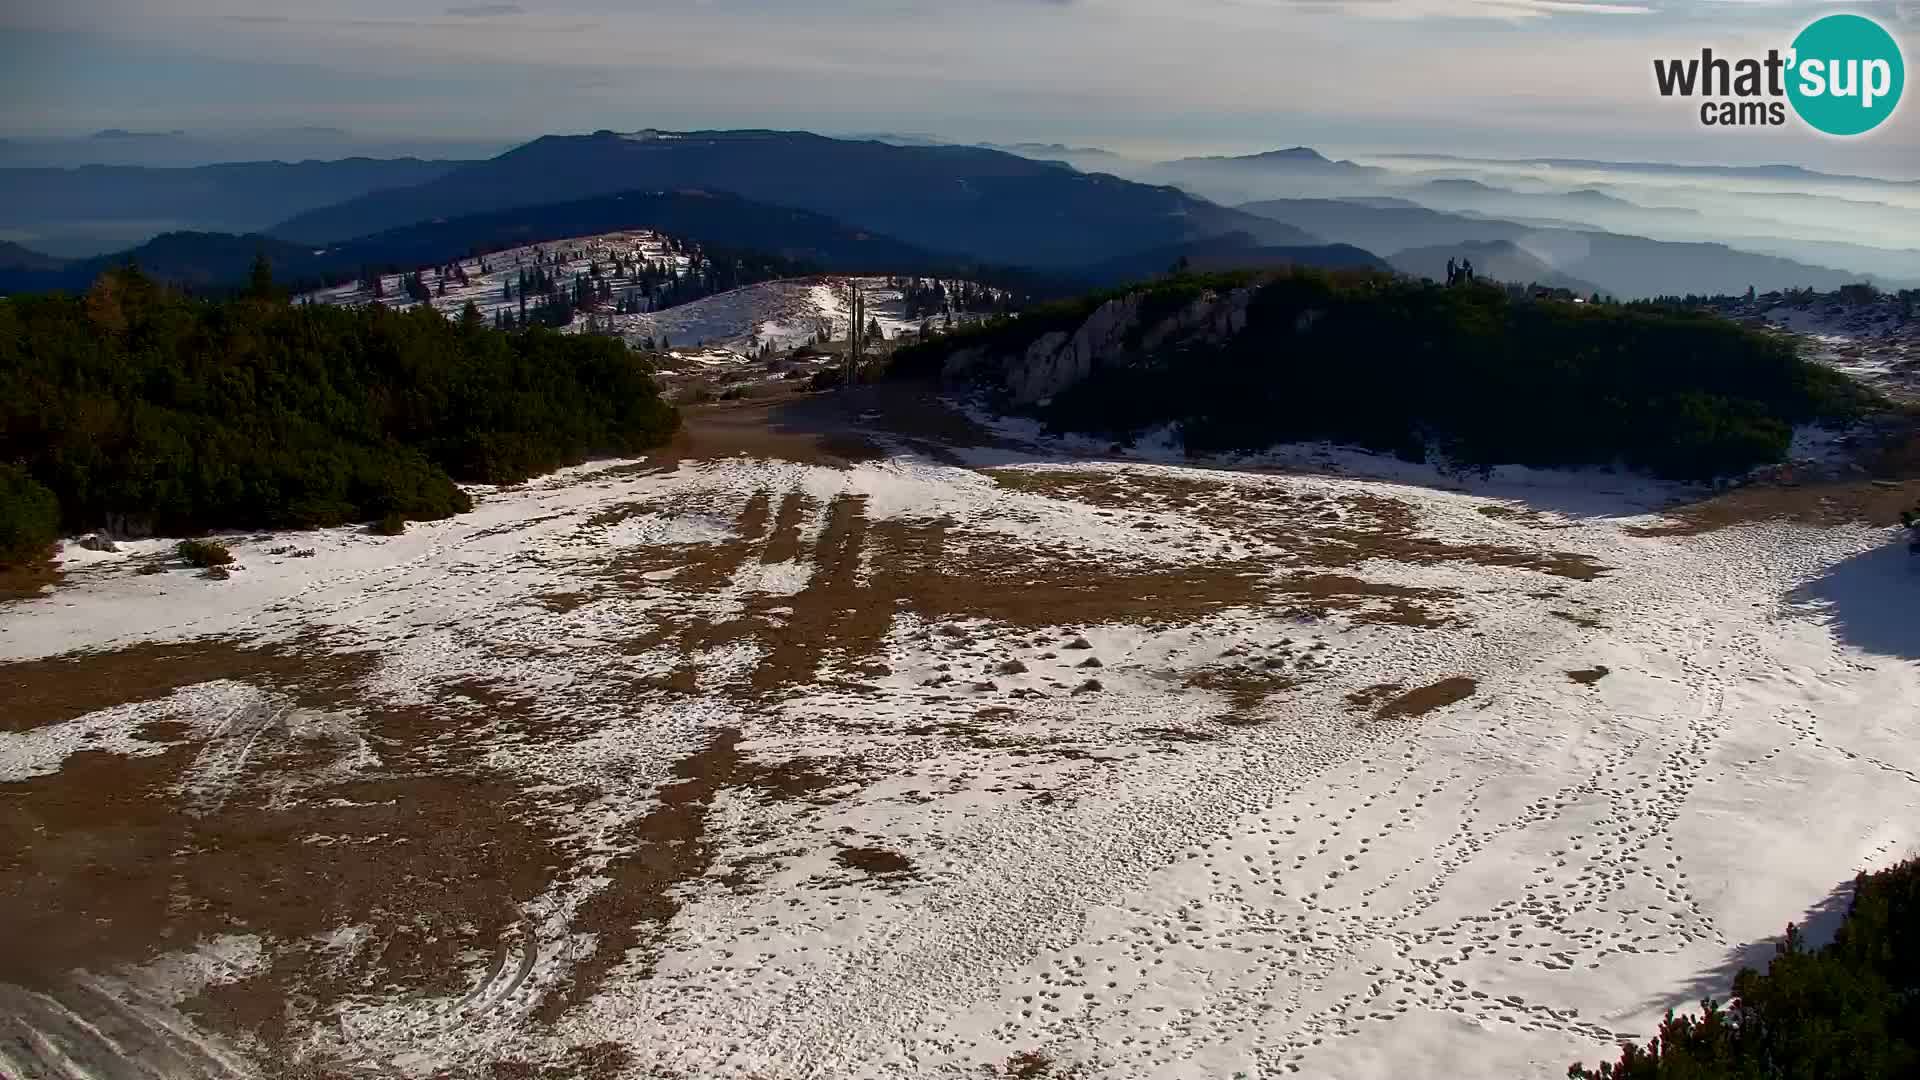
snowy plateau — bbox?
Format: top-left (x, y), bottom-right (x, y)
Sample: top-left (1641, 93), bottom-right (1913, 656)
top-left (2, 274), bottom-right (1918, 1080)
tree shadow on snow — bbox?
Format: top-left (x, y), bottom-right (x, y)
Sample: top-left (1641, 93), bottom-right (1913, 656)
top-left (1638, 875), bottom-right (1857, 1017)
top-left (1788, 541), bottom-right (1920, 661)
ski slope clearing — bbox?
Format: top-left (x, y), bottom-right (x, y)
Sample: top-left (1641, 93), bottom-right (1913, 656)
top-left (297, 225), bottom-right (1000, 365)
top-left (3, 390), bottom-right (1917, 1080)
top-left (298, 228), bottom-right (692, 320)
top-left (598, 276), bottom-right (984, 357)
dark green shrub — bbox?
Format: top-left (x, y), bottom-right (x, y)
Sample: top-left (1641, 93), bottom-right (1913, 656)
top-left (373, 512), bottom-right (406, 536)
top-left (904, 269), bottom-right (1876, 483)
top-left (0, 270), bottom-right (678, 539)
top-left (175, 539), bottom-right (234, 567)
top-left (0, 463), bottom-right (60, 568)
top-left (1569, 857), bottom-right (1920, 1079)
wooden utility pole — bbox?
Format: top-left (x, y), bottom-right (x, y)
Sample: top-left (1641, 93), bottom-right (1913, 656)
top-left (846, 278), bottom-right (864, 383)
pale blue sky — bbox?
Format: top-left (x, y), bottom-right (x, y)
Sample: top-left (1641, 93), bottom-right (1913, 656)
top-left (1, 0), bottom-right (1913, 175)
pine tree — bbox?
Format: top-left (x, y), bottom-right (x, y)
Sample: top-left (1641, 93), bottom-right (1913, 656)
top-left (246, 251), bottom-right (276, 302)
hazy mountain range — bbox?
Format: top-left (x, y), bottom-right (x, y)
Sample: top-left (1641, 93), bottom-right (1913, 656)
top-left (1237, 198), bottom-right (1886, 299)
top-left (0, 128), bottom-right (514, 170)
top-left (267, 129), bottom-right (1313, 269)
top-left (0, 158), bottom-right (470, 256)
top-left (0, 190), bottom-right (953, 295)
top-left (1, 128), bottom-right (1912, 299)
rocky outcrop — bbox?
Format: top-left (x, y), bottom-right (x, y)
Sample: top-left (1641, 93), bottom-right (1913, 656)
top-left (943, 284), bottom-right (1261, 405)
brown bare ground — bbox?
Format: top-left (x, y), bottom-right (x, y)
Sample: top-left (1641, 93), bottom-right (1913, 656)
top-left (762, 490), bottom-right (814, 564)
top-left (0, 557), bottom-right (63, 605)
top-left (1568, 666), bottom-right (1612, 686)
top-left (1276, 573), bottom-right (1455, 629)
top-left (1345, 683), bottom-right (1406, 710)
top-left (836, 845), bottom-right (919, 881)
top-left (488, 1043), bottom-right (636, 1080)
top-left (1629, 478), bottom-right (1920, 537)
top-left (0, 637), bottom-right (373, 734)
top-left (1186, 666), bottom-right (1305, 716)
top-left (594, 490), bottom-right (1298, 704)
top-left (998, 1050), bottom-right (1080, 1079)
top-left (1369, 677), bottom-right (1479, 723)
top-left (536, 728), bottom-right (862, 1024)
top-left (658, 393), bottom-right (886, 468)
top-left (535, 590), bottom-right (593, 614)
top-left (987, 469), bottom-right (1606, 582)
top-left (1, 650), bottom-right (566, 1064)
top-left (1477, 504), bottom-right (1570, 530)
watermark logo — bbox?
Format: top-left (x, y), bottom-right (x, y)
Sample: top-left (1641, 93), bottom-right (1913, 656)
top-left (1653, 13), bottom-right (1905, 135)
top-left (1788, 14), bottom-right (1904, 135)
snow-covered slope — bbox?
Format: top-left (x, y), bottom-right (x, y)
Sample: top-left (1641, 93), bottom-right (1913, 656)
top-left (4, 403), bottom-right (1916, 1080)
top-left (1759, 297), bottom-right (1920, 403)
top-left (596, 276), bottom-right (985, 356)
top-left (298, 227), bottom-right (999, 364)
top-left (297, 229), bottom-right (691, 320)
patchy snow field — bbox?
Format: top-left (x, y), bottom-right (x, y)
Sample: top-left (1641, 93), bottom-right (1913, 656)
top-left (297, 225), bottom-right (994, 364)
top-left (298, 229), bottom-right (692, 323)
top-left (1760, 299), bottom-right (1920, 404)
top-left (3, 402), bottom-right (1917, 1080)
top-left (596, 277), bottom-right (978, 358)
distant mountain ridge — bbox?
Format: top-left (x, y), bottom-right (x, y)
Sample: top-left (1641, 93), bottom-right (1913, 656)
top-left (1237, 198), bottom-right (1886, 299)
top-left (1080, 231), bottom-right (1389, 285)
top-left (0, 157), bottom-right (474, 256)
top-left (0, 190), bottom-right (949, 295)
top-left (271, 129), bottom-right (1314, 268)
top-left (1166, 146), bottom-right (1373, 171)
top-left (0, 241), bottom-right (66, 272)
top-left (0, 130), bottom-right (514, 169)
top-left (1371, 153), bottom-right (1919, 188)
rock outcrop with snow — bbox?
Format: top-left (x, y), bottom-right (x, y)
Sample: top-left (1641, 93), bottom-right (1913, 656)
top-left (944, 284), bottom-right (1259, 405)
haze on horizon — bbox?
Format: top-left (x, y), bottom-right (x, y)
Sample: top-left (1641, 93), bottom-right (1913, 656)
top-left (0, 0), bottom-right (1915, 178)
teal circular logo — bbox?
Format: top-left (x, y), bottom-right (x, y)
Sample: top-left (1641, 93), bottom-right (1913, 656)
top-left (1787, 14), bottom-right (1905, 135)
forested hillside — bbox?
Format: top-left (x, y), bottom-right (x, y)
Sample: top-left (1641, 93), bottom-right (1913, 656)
top-left (892, 270), bottom-right (1876, 481)
top-left (0, 268), bottom-right (677, 565)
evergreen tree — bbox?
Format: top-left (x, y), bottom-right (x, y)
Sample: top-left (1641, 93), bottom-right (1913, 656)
top-left (0, 270), bottom-right (679, 552)
top-left (246, 251), bottom-right (277, 303)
